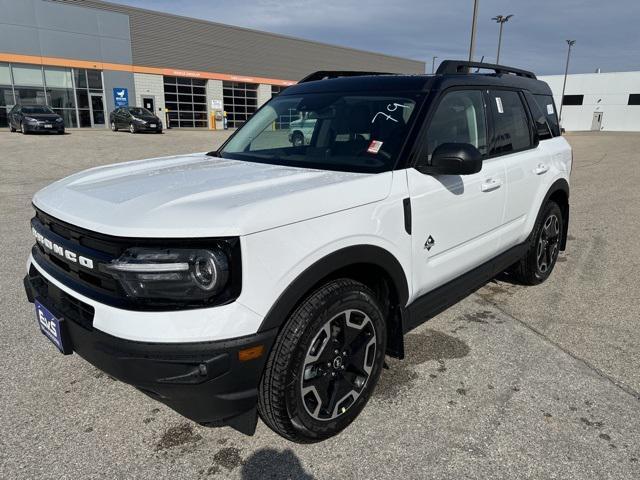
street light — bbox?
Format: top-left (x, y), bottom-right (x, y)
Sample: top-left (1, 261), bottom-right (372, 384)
top-left (468, 0), bottom-right (479, 64)
top-left (491, 14), bottom-right (513, 64)
top-left (431, 56), bottom-right (438, 74)
top-left (559, 39), bottom-right (576, 124)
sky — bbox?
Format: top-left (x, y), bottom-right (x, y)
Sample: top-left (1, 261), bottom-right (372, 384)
top-left (113, 0), bottom-right (639, 75)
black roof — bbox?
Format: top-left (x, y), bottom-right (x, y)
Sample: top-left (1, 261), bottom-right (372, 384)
top-left (284, 60), bottom-right (553, 97)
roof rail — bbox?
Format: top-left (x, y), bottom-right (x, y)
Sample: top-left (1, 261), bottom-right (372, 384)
top-left (298, 70), bottom-right (394, 83)
top-left (436, 60), bottom-right (536, 79)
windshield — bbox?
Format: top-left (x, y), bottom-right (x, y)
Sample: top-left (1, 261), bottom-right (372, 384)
top-left (219, 92), bottom-right (420, 173)
top-left (128, 107), bottom-right (153, 116)
top-left (22, 106), bottom-right (55, 114)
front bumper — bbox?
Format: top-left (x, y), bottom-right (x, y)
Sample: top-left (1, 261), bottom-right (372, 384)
top-left (24, 122), bottom-right (64, 133)
top-left (24, 264), bottom-right (277, 435)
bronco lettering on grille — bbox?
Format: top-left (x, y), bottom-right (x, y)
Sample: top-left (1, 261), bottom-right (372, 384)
top-left (32, 227), bottom-right (95, 269)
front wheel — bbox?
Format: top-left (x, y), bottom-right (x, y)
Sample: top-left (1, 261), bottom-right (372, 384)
top-left (291, 131), bottom-right (304, 147)
top-left (129, 123), bottom-right (136, 134)
top-left (258, 279), bottom-right (386, 443)
top-left (21, 122), bottom-right (28, 134)
top-left (511, 201), bottom-right (563, 285)
top-left (111, 121), bottom-right (118, 132)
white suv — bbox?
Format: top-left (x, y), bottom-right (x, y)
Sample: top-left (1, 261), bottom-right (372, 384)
top-left (24, 61), bottom-right (571, 443)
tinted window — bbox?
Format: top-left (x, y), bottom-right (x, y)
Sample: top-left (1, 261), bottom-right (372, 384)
top-left (534, 94), bottom-right (560, 137)
top-left (562, 95), bottom-right (583, 105)
top-left (425, 90), bottom-right (487, 157)
top-left (628, 94), bottom-right (640, 105)
top-left (525, 93), bottom-right (553, 140)
top-left (488, 90), bottom-right (532, 154)
top-left (22, 106), bottom-right (55, 114)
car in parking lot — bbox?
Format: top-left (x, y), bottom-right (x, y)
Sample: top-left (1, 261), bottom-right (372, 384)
top-left (8, 105), bottom-right (65, 134)
top-left (109, 106), bottom-right (162, 133)
top-left (288, 112), bottom-right (317, 146)
top-left (24, 60), bottom-right (571, 443)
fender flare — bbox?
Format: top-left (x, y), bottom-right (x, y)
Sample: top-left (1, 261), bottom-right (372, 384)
top-left (540, 178), bottom-right (570, 250)
top-left (257, 244), bottom-right (409, 333)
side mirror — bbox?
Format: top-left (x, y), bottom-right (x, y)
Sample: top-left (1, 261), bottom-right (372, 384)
top-left (418, 143), bottom-right (483, 175)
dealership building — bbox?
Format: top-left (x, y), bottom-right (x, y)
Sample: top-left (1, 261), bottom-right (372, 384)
top-left (0, 0), bottom-right (425, 130)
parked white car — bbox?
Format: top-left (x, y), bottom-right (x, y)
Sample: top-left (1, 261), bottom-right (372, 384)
top-left (24, 60), bottom-right (571, 443)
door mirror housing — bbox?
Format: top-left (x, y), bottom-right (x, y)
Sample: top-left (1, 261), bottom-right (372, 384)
top-left (418, 143), bottom-right (483, 175)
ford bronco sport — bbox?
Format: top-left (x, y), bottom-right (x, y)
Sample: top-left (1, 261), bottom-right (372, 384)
top-left (24, 61), bottom-right (571, 443)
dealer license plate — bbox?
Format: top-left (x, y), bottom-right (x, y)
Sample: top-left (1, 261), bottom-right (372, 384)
top-left (35, 300), bottom-right (70, 354)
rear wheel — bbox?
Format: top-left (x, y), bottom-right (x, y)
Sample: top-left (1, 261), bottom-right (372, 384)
top-left (291, 131), bottom-right (304, 147)
top-left (258, 278), bottom-right (386, 443)
top-left (9, 122), bottom-right (16, 132)
top-left (511, 201), bottom-right (563, 285)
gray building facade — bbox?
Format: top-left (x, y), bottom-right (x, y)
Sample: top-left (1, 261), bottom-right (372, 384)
top-left (1, 0), bottom-right (425, 129)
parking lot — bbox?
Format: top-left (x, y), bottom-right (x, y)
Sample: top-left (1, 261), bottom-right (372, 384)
top-left (1, 129), bottom-right (639, 479)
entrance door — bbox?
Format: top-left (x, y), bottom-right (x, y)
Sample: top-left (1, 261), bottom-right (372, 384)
top-left (90, 94), bottom-right (106, 127)
top-left (142, 96), bottom-right (155, 113)
top-left (591, 112), bottom-right (603, 131)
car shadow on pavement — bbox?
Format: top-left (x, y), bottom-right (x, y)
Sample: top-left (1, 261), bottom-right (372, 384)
top-left (240, 448), bottom-right (316, 479)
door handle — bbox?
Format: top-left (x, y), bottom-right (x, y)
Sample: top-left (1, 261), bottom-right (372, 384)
top-left (481, 178), bottom-right (502, 192)
top-left (534, 163), bottom-right (549, 175)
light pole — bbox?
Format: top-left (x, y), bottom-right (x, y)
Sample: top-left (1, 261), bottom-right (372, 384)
top-left (468, 0), bottom-right (479, 64)
top-left (431, 56), bottom-right (438, 74)
top-left (559, 39), bottom-right (576, 124)
top-left (492, 14), bottom-right (513, 64)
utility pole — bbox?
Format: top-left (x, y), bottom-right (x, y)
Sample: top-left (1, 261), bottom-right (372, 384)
top-left (468, 0), bottom-right (479, 65)
top-left (431, 56), bottom-right (438, 74)
top-left (559, 40), bottom-right (576, 124)
top-left (492, 14), bottom-right (513, 64)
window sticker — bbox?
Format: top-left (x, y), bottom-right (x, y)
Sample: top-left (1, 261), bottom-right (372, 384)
top-left (495, 97), bottom-right (504, 114)
top-left (547, 103), bottom-right (554, 115)
top-left (367, 140), bottom-right (383, 154)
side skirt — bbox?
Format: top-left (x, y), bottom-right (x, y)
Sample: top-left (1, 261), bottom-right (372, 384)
top-left (402, 241), bottom-right (528, 334)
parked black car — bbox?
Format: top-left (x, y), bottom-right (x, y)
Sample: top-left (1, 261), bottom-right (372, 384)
top-left (8, 105), bottom-right (65, 134)
top-left (110, 106), bottom-right (162, 133)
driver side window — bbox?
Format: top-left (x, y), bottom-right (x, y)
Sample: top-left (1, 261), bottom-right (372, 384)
top-left (425, 90), bottom-right (488, 159)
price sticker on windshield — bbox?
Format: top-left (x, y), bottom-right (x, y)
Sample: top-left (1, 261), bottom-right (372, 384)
top-left (495, 97), bottom-right (504, 114)
top-left (367, 140), bottom-right (383, 154)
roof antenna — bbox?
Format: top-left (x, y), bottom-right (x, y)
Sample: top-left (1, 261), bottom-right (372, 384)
top-left (475, 56), bottom-right (485, 73)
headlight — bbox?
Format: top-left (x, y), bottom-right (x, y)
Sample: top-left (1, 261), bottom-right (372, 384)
top-left (132, 117), bottom-right (147, 124)
top-left (101, 247), bottom-right (229, 302)
top-left (24, 117), bottom-right (38, 123)
top-left (56, 118), bottom-right (63, 123)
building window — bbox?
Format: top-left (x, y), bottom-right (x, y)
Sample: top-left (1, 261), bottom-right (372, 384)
top-left (562, 95), bottom-right (584, 106)
top-left (163, 76), bottom-right (207, 128)
top-left (271, 85), bottom-right (286, 98)
top-left (628, 94), bottom-right (640, 105)
top-left (223, 81), bottom-right (258, 128)
top-left (0, 63), bottom-right (14, 128)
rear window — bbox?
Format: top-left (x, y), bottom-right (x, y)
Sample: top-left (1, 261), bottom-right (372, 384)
top-left (533, 95), bottom-right (560, 137)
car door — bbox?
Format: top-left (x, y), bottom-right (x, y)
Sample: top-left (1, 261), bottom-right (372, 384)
top-left (486, 89), bottom-right (545, 248)
top-left (407, 88), bottom-right (507, 299)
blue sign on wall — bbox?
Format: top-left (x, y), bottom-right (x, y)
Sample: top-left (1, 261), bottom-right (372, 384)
top-left (113, 88), bottom-right (129, 107)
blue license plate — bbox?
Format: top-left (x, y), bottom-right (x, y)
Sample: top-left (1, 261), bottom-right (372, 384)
top-left (35, 300), bottom-right (69, 354)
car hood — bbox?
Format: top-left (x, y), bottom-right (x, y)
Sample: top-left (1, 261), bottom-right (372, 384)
top-left (25, 114), bottom-right (60, 121)
top-left (33, 153), bottom-right (392, 237)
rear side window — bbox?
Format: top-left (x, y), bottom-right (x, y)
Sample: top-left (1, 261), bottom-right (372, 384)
top-left (488, 90), bottom-right (532, 154)
top-left (533, 94), bottom-right (560, 137)
top-left (525, 93), bottom-right (553, 140)
top-left (425, 89), bottom-right (488, 157)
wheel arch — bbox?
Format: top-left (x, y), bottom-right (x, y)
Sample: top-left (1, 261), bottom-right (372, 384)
top-left (542, 178), bottom-right (570, 250)
top-left (257, 245), bottom-right (409, 358)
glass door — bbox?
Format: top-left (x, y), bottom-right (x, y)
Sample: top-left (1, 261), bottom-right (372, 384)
top-left (89, 93), bottom-right (106, 127)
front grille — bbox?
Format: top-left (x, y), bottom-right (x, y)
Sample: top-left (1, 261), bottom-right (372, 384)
top-left (30, 208), bottom-right (242, 311)
top-left (29, 265), bottom-right (95, 330)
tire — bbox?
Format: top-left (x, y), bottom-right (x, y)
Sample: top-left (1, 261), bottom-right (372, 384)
top-left (129, 123), bottom-right (136, 134)
top-left (258, 278), bottom-right (386, 443)
top-left (21, 122), bottom-right (28, 134)
top-left (58, 129), bottom-right (65, 135)
top-left (111, 121), bottom-right (118, 132)
top-left (291, 131), bottom-right (304, 147)
top-left (10, 123), bottom-right (16, 132)
top-left (511, 201), bottom-right (563, 285)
